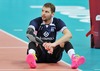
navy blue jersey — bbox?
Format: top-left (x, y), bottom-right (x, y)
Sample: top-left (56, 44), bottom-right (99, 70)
top-left (29, 17), bottom-right (67, 42)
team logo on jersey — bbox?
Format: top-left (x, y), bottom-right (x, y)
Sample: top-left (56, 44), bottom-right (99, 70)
top-left (43, 31), bottom-right (49, 37)
top-left (51, 27), bottom-right (55, 32)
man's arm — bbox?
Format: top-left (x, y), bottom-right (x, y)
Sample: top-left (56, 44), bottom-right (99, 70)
top-left (53, 28), bottom-right (72, 46)
top-left (26, 28), bottom-right (43, 44)
top-left (43, 28), bottom-right (72, 53)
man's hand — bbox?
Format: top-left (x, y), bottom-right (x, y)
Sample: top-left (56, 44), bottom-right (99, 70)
top-left (43, 42), bottom-right (57, 54)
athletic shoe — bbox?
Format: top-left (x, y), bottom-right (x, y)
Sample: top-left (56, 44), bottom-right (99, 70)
top-left (71, 54), bottom-right (85, 69)
top-left (26, 54), bottom-right (37, 68)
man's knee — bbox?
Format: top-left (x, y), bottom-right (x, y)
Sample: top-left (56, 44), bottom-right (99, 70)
top-left (59, 42), bottom-right (72, 48)
top-left (59, 43), bottom-right (65, 48)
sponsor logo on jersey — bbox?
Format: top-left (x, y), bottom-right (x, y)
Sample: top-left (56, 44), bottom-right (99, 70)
top-left (43, 31), bottom-right (49, 37)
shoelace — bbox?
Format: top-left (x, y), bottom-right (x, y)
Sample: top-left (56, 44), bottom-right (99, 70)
top-left (73, 54), bottom-right (80, 61)
top-left (33, 54), bottom-right (37, 60)
top-left (75, 54), bottom-right (80, 57)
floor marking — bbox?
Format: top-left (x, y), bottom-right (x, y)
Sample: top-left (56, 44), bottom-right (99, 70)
top-left (75, 29), bottom-right (85, 32)
top-left (0, 29), bottom-right (28, 44)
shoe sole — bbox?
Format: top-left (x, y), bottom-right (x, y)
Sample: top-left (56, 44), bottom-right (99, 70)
top-left (26, 54), bottom-right (37, 68)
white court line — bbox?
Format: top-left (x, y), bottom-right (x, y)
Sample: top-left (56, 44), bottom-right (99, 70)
top-left (75, 29), bottom-right (85, 32)
top-left (61, 60), bottom-right (82, 71)
top-left (0, 29), bottom-right (28, 44)
top-left (0, 29), bottom-right (82, 71)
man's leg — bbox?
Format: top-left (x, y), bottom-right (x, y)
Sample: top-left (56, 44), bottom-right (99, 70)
top-left (26, 42), bottom-right (37, 68)
top-left (26, 42), bottom-right (47, 68)
top-left (46, 45), bottom-right (64, 63)
top-left (64, 42), bottom-right (85, 69)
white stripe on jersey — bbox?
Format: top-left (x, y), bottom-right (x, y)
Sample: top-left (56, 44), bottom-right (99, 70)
top-left (28, 25), bottom-right (35, 31)
top-left (60, 26), bottom-right (67, 32)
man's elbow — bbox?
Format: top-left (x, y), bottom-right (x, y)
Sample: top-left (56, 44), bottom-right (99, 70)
top-left (69, 33), bottom-right (72, 39)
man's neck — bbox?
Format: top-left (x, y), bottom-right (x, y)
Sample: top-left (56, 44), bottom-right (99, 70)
top-left (44, 17), bottom-right (53, 25)
top-left (44, 20), bottom-right (51, 25)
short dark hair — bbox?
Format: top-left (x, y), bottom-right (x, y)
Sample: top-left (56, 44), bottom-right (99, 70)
top-left (43, 3), bottom-right (55, 13)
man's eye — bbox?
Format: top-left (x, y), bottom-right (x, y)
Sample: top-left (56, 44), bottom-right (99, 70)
top-left (46, 11), bottom-right (49, 13)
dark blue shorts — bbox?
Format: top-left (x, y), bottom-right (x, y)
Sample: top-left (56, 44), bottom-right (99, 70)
top-left (36, 45), bottom-right (64, 63)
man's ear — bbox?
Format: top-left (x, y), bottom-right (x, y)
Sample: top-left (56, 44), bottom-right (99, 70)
top-left (52, 12), bottom-right (54, 17)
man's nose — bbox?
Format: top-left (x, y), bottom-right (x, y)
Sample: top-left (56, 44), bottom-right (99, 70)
top-left (42, 11), bottom-right (45, 15)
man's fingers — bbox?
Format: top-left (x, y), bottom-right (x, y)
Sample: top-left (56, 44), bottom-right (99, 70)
top-left (48, 48), bottom-right (53, 54)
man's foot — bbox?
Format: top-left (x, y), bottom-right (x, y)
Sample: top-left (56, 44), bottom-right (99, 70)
top-left (26, 54), bottom-right (37, 68)
top-left (71, 54), bottom-right (85, 69)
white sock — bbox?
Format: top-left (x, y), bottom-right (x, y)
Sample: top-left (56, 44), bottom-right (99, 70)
top-left (28, 49), bottom-right (36, 54)
top-left (68, 49), bottom-right (75, 59)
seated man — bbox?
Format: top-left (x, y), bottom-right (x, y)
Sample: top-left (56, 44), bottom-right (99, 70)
top-left (26, 2), bottom-right (85, 69)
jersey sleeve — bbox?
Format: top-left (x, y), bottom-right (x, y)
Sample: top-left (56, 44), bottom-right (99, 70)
top-left (56, 18), bottom-right (67, 32)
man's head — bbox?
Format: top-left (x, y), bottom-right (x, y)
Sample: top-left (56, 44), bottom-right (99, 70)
top-left (41, 3), bottom-right (55, 22)
top-left (43, 3), bottom-right (55, 13)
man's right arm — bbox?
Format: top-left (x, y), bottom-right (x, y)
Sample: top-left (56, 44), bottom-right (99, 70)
top-left (26, 19), bottom-right (43, 44)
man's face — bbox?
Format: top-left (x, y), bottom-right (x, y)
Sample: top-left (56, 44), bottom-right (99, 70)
top-left (41, 7), bottom-right (54, 22)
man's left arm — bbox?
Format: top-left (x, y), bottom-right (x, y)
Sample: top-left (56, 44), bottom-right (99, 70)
top-left (53, 28), bottom-right (72, 47)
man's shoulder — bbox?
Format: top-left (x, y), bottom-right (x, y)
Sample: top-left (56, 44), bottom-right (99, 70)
top-left (30, 17), bottom-right (43, 24)
top-left (53, 17), bottom-right (63, 22)
top-left (29, 17), bottom-right (42, 26)
top-left (53, 17), bottom-right (64, 24)
top-left (31, 17), bottom-right (42, 23)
